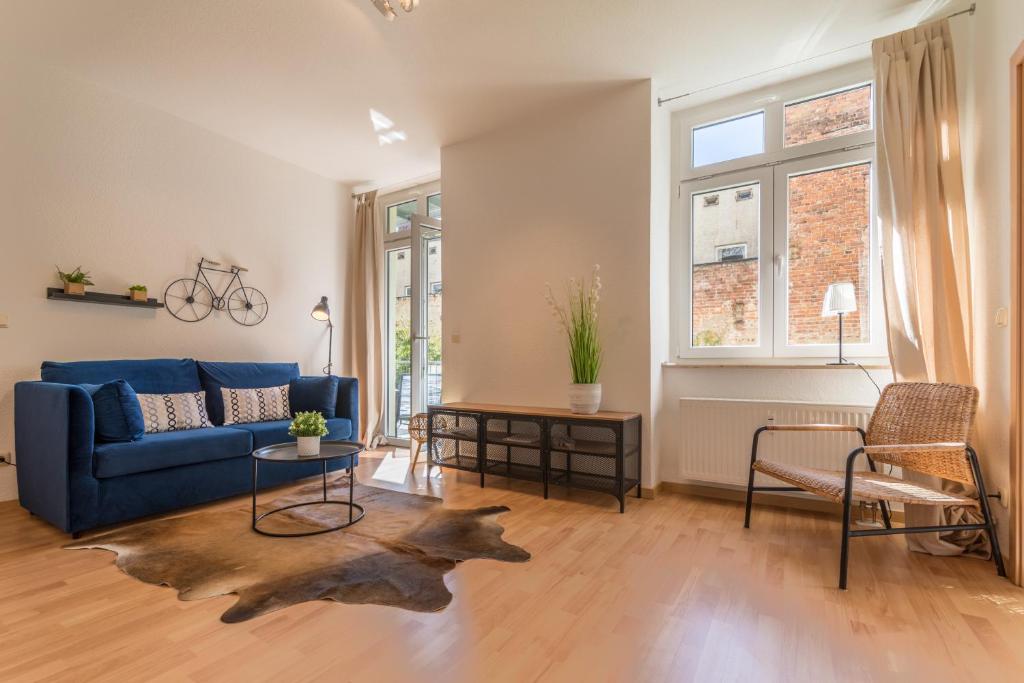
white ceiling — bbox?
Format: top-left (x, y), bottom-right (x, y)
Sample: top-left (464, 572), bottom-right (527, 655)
top-left (3, 0), bottom-right (957, 188)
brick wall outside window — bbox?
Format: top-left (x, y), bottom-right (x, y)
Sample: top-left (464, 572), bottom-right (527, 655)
top-left (787, 163), bottom-right (870, 344)
top-left (692, 259), bottom-right (758, 346)
top-left (784, 85), bottom-right (871, 147)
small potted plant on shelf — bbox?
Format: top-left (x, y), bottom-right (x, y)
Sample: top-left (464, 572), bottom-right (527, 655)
top-left (56, 266), bottom-right (94, 296)
top-left (129, 284), bottom-right (148, 302)
top-left (289, 411), bottom-right (328, 456)
top-left (544, 264), bottom-right (603, 414)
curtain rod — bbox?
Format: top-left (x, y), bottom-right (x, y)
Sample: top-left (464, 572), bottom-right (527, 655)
top-left (656, 3), bottom-right (976, 107)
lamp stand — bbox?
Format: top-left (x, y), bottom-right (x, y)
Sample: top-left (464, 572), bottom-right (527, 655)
top-left (827, 312), bottom-right (854, 366)
top-left (324, 321), bottom-right (334, 375)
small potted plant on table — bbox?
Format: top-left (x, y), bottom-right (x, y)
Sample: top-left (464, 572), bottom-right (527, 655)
top-left (290, 411), bottom-right (329, 456)
top-left (129, 284), bottom-right (148, 302)
top-left (57, 266), bottom-right (94, 296)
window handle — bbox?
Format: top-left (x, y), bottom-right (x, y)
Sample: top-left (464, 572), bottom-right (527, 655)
top-left (774, 254), bottom-right (785, 277)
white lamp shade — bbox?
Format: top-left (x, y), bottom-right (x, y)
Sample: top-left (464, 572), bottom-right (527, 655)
top-left (821, 282), bottom-right (857, 317)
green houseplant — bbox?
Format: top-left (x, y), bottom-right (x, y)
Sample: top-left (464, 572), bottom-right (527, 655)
top-left (128, 284), bottom-right (148, 302)
top-left (544, 264), bottom-right (603, 414)
top-left (289, 411), bottom-right (329, 456)
top-left (56, 266), bottom-right (94, 296)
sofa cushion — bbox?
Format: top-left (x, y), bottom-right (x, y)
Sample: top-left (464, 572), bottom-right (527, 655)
top-left (94, 427), bottom-right (252, 479)
top-left (289, 376), bottom-right (339, 418)
top-left (222, 385), bottom-right (291, 425)
top-left (137, 392), bottom-right (212, 433)
top-left (41, 359), bottom-right (201, 394)
top-left (197, 361), bottom-right (300, 425)
top-left (226, 417), bottom-right (353, 451)
top-left (81, 380), bottom-right (145, 443)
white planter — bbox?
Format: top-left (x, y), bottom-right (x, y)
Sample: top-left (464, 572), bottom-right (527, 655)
top-left (296, 436), bottom-right (322, 457)
top-left (568, 383), bottom-right (602, 415)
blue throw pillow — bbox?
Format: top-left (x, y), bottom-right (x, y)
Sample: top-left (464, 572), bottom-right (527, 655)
top-left (289, 376), bottom-right (339, 418)
top-left (80, 380), bottom-right (145, 442)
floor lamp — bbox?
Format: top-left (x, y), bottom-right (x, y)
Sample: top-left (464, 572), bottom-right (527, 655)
top-left (822, 282), bottom-right (856, 365)
top-left (311, 296), bottom-right (333, 375)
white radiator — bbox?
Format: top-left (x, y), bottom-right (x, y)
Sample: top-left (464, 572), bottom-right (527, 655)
top-left (675, 398), bottom-right (875, 487)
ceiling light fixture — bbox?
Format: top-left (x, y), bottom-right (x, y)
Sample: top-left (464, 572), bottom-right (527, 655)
top-left (371, 0), bottom-right (418, 21)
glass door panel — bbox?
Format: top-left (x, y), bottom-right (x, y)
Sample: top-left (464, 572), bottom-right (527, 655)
top-left (425, 232), bottom-right (442, 407)
top-left (410, 215), bottom-right (442, 418)
top-left (385, 247), bottom-right (412, 439)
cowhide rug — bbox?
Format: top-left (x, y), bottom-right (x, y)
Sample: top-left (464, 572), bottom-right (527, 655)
top-left (66, 477), bottom-right (529, 623)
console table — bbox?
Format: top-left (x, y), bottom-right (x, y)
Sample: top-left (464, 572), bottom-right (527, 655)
top-left (426, 402), bottom-right (642, 512)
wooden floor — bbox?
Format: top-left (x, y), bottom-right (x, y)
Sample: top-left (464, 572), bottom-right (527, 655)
top-left (2, 448), bottom-right (1023, 682)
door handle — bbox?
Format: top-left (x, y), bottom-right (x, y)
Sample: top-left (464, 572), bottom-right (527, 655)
top-left (774, 254), bottom-right (785, 277)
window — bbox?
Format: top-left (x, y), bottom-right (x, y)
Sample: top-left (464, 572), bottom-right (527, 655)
top-left (387, 199), bottom-right (417, 233)
top-left (675, 71), bottom-right (881, 359)
top-left (692, 111), bottom-right (765, 167)
top-left (784, 84), bottom-right (872, 147)
top-left (716, 244), bottom-right (748, 262)
top-left (427, 193), bottom-right (442, 219)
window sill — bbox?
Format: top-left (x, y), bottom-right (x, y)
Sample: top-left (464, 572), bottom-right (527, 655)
top-left (664, 358), bottom-right (891, 370)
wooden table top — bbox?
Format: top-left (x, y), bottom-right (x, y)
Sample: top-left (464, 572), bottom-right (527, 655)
top-left (431, 402), bottom-right (641, 422)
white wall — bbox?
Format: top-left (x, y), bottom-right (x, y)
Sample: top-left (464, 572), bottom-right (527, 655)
top-left (955, 0), bottom-right (1024, 542)
top-left (0, 60), bottom-right (352, 501)
top-left (440, 81), bottom-right (657, 486)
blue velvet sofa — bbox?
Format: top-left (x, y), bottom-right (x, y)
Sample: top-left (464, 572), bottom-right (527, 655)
top-left (14, 358), bottom-right (359, 536)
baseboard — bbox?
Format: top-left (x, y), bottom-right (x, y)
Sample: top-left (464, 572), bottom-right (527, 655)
top-left (653, 480), bottom-right (905, 522)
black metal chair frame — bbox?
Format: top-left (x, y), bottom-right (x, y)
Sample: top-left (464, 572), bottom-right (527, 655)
top-left (743, 425), bottom-right (1007, 589)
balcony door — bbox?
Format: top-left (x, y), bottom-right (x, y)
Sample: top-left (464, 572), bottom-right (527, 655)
top-left (384, 210), bottom-right (442, 443)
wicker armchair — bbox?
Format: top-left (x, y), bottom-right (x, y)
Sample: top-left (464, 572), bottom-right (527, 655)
top-left (743, 382), bottom-right (1006, 589)
top-left (407, 413), bottom-right (429, 469)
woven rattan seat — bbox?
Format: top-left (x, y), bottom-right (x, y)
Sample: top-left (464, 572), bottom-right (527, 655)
top-left (752, 460), bottom-right (979, 507)
top-left (743, 382), bottom-right (1006, 589)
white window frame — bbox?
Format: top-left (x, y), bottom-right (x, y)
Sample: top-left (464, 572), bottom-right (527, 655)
top-left (671, 62), bottom-right (884, 361)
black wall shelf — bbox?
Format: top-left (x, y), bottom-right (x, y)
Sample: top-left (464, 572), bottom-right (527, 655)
top-left (46, 287), bottom-right (164, 309)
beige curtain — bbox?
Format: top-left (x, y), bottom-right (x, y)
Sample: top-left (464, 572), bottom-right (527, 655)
top-left (347, 191), bottom-right (386, 446)
top-left (873, 20), bottom-right (988, 557)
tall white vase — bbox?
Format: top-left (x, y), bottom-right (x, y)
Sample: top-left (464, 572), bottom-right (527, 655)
top-left (568, 383), bottom-right (602, 415)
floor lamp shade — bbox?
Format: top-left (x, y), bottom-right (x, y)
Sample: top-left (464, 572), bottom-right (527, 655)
top-left (311, 296), bottom-right (331, 321)
top-left (311, 296), bottom-right (333, 374)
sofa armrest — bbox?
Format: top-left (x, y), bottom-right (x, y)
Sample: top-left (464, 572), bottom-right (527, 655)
top-left (334, 377), bottom-right (360, 441)
top-left (14, 381), bottom-right (98, 533)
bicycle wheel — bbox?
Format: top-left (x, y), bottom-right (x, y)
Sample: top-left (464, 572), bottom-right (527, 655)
top-left (164, 278), bottom-right (214, 322)
top-left (227, 286), bottom-right (269, 326)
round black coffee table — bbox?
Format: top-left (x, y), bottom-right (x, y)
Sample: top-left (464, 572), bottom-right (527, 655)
top-left (251, 441), bottom-right (365, 537)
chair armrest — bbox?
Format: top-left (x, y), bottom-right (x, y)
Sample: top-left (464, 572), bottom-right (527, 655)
top-left (765, 424), bottom-right (861, 432)
top-left (864, 442), bottom-right (966, 454)
top-left (14, 381), bottom-right (99, 533)
top-left (333, 376), bottom-right (360, 440)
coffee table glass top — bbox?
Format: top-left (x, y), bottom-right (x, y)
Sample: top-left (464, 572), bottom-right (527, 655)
top-left (252, 440), bottom-right (363, 463)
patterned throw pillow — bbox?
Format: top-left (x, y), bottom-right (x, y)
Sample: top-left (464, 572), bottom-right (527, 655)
top-left (221, 385), bottom-right (291, 425)
top-left (137, 392), bottom-right (212, 434)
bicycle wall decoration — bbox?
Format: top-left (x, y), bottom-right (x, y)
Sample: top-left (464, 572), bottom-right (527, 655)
top-left (164, 258), bottom-right (268, 326)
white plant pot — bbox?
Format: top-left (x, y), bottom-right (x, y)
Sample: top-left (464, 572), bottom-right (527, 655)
top-left (296, 436), bottom-right (322, 457)
top-left (568, 383), bottom-right (602, 415)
